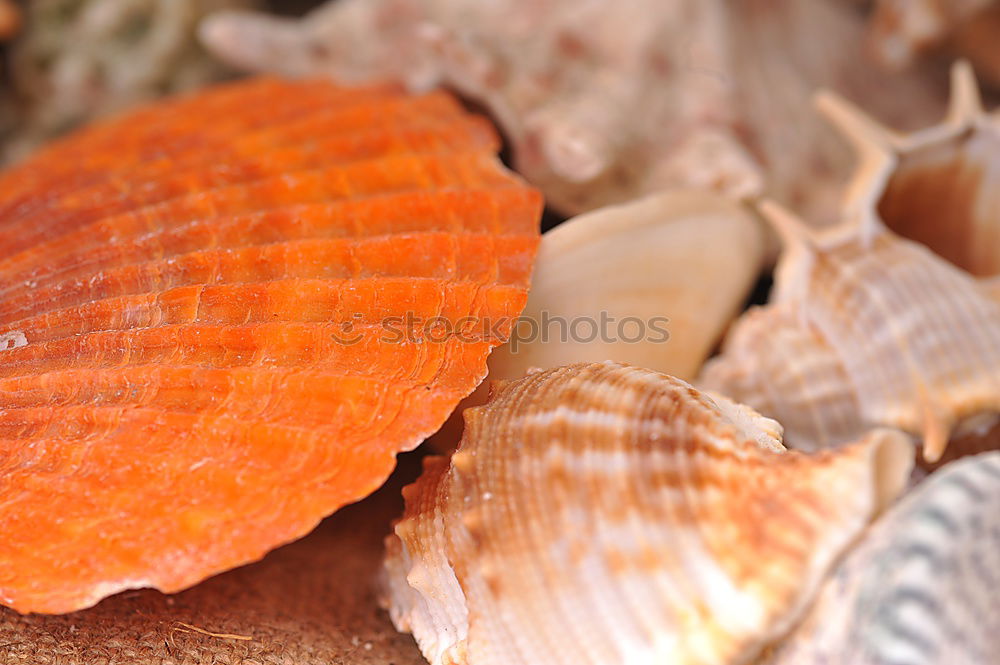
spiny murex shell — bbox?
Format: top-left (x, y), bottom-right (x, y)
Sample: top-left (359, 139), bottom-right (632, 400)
top-left (381, 362), bottom-right (913, 665)
top-left (700, 63), bottom-right (1000, 464)
top-left (761, 451), bottom-right (1000, 665)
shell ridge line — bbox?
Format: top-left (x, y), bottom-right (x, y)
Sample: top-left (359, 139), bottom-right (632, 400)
top-left (0, 148), bottom-right (498, 274)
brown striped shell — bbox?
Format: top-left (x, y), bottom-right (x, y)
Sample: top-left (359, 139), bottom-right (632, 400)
top-left (0, 77), bottom-right (541, 614)
top-left (760, 451), bottom-right (1000, 665)
top-left (700, 63), bottom-right (1000, 464)
top-left (380, 362), bottom-right (913, 665)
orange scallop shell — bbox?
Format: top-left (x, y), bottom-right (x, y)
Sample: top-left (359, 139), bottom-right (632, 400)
top-left (0, 77), bottom-right (542, 613)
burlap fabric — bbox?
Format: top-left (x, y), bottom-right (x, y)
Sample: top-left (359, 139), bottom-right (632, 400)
top-left (0, 455), bottom-right (428, 665)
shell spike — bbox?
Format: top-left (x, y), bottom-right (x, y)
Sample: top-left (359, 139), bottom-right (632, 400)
top-left (758, 199), bottom-right (814, 250)
top-left (815, 90), bottom-right (900, 157)
top-left (945, 60), bottom-right (984, 127)
top-left (757, 199), bottom-right (817, 306)
top-left (815, 91), bottom-right (900, 223)
top-left (918, 386), bottom-right (955, 464)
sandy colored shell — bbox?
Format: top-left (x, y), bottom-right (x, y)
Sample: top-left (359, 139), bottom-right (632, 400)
top-left (0, 77), bottom-right (541, 613)
top-left (199, 0), bottom-right (942, 219)
top-left (486, 190), bottom-right (765, 383)
top-left (381, 362), bottom-right (913, 665)
top-left (700, 63), bottom-right (1000, 464)
top-left (760, 451), bottom-right (1000, 665)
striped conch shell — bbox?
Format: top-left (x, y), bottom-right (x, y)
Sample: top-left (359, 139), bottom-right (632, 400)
top-left (380, 362), bottom-right (913, 665)
top-left (699, 63), bottom-right (1000, 464)
top-left (760, 451), bottom-right (1000, 665)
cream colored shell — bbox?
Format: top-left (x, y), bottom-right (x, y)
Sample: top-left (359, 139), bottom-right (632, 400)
top-left (700, 63), bottom-right (1000, 463)
top-left (381, 362), bottom-right (913, 665)
top-left (760, 451), bottom-right (1000, 665)
top-left (486, 190), bottom-right (765, 383)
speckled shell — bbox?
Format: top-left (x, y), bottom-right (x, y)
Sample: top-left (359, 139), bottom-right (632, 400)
top-left (700, 64), bottom-right (1000, 464)
top-left (760, 451), bottom-right (1000, 665)
top-left (380, 362), bottom-right (913, 665)
top-left (0, 77), bottom-right (541, 613)
top-left (199, 0), bottom-right (943, 219)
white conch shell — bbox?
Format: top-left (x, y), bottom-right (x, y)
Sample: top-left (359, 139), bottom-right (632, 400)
top-left (700, 63), bottom-right (1000, 464)
top-left (199, 0), bottom-right (943, 218)
top-left (487, 190), bottom-right (765, 384)
top-left (381, 362), bottom-right (913, 665)
top-left (760, 451), bottom-right (1000, 665)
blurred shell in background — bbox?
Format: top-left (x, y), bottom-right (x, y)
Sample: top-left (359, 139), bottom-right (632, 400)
top-left (867, 0), bottom-right (1000, 87)
top-left (700, 64), bottom-right (1000, 465)
top-left (760, 451), bottom-right (1000, 665)
top-left (381, 362), bottom-right (913, 665)
top-left (200, 0), bottom-right (944, 221)
top-left (0, 0), bottom-right (261, 164)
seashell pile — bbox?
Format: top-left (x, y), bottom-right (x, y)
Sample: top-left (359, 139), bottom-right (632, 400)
top-left (700, 63), bottom-right (1000, 465)
top-left (0, 76), bottom-right (541, 613)
top-left (1, 5), bottom-right (999, 665)
top-left (381, 362), bottom-right (913, 665)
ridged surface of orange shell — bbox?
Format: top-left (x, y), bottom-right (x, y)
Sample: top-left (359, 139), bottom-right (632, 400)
top-left (0, 77), bottom-right (542, 614)
top-left (381, 362), bottom-right (912, 665)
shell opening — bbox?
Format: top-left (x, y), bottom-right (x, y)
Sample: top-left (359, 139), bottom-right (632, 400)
top-left (876, 128), bottom-right (1000, 278)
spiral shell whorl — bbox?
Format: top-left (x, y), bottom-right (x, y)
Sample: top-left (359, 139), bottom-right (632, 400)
top-left (381, 362), bottom-right (913, 665)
